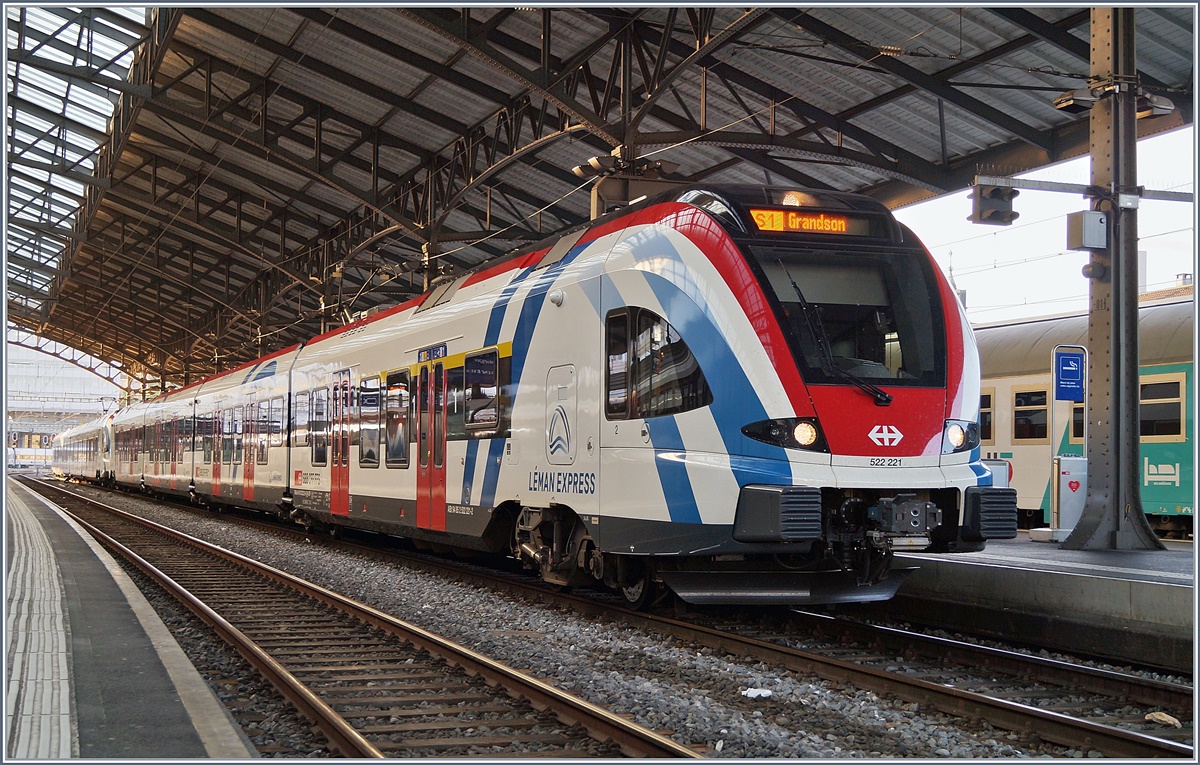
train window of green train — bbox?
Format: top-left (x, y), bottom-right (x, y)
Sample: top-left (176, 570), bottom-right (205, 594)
top-left (1012, 389), bottom-right (1048, 442)
top-left (1070, 404), bottom-right (1085, 443)
top-left (979, 389), bottom-right (994, 444)
top-left (1140, 373), bottom-right (1186, 442)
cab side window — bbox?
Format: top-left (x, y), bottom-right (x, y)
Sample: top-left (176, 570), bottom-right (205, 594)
top-left (606, 308), bottom-right (712, 419)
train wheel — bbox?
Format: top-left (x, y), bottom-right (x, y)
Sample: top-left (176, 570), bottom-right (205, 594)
top-left (618, 560), bottom-right (658, 610)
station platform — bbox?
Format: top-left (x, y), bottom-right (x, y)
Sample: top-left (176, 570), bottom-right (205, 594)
top-left (5, 480), bottom-right (258, 758)
top-left (889, 531), bottom-right (1194, 673)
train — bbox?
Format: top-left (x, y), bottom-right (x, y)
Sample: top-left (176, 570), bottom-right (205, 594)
top-left (975, 297), bottom-right (1194, 537)
top-left (52, 184), bottom-right (1017, 607)
top-left (7, 447), bottom-right (53, 469)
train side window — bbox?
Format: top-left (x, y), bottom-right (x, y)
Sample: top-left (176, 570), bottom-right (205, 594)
top-left (447, 367), bottom-right (466, 440)
top-left (311, 387), bottom-right (329, 466)
top-left (1070, 403), bottom-right (1085, 443)
top-left (222, 410), bottom-right (234, 464)
top-left (202, 412), bottom-right (213, 463)
top-left (269, 397), bottom-right (284, 448)
top-left (1012, 389), bottom-right (1048, 442)
top-left (359, 376), bottom-right (381, 467)
top-left (293, 391), bottom-right (310, 447)
top-left (233, 407), bottom-right (244, 464)
top-left (634, 309), bottom-right (712, 418)
top-left (464, 350), bottom-right (499, 431)
top-left (256, 402), bottom-right (270, 465)
top-left (979, 389), bottom-right (994, 444)
top-left (1140, 373), bottom-right (1186, 442)
top-left (385, 371), bottom-right (410, 468)
top-left (606, 308), bottom-right (712, 419)
top-left (605, 312), bottom-right (630, 418)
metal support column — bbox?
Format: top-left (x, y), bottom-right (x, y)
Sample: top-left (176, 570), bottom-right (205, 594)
top-left (1062, 8), bottom-right (1164, 551)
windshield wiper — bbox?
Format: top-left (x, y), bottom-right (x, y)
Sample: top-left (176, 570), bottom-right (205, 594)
top-left (825, 361), bottom-right (895, 407)
top-left (778, 261), bottom-right (893, 407)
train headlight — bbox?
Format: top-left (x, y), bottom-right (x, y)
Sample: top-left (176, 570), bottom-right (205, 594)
top-left (793, 421), bottom-right (819, 447)
top-left (947, 423), bottom-right (966, 449)
top-left (742, 417), bottom-right (828, 452)
top-left (942, 419), bottom-right (980, 454)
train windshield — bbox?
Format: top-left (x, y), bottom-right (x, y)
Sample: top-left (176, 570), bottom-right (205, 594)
top-left (749, 245), bottom-right (946, 388)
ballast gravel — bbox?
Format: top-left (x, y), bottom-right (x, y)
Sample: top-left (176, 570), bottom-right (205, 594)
top-left (72, 485), bottom-right (1085, 758)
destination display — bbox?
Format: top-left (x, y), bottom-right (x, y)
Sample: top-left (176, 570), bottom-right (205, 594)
top-left (748, 208), bottom-right (875, 236)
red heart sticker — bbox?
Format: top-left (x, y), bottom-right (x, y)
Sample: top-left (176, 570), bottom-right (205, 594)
top-left (1068, 480), bottom-right (1081, 492)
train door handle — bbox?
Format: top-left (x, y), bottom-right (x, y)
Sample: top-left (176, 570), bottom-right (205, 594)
top-left (641, 423), bottom-right (650, 444)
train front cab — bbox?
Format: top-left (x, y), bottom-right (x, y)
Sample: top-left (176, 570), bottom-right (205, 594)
top-left (586, 187), bottom-right (1017, 605)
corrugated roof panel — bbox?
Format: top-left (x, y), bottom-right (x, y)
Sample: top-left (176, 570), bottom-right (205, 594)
top-left (411, 79), bottom-right (513, 131)
top-left (493, 8), bottom-right (612, 71)
top-left (1135, 10), bottom-right (1195, 86)
top-left (174, 9), bottom-right (300, 78)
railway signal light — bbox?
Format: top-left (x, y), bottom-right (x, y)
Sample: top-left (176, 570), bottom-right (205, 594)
top-left (969, 184), bottom-right (1020, 226)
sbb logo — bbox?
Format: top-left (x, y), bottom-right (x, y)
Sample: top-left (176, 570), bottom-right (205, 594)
top-left (868, 425), bottom-right (904, 447)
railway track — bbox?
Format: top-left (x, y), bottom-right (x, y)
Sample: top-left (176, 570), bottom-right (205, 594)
top-left (34, 477), bottom-right (1194, 758)
top-left (677, 611), bottom-right (1194, 759)
top-left (19, 480), bottom-right (700, 758)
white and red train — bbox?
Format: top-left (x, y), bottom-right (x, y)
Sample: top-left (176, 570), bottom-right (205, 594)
top-left (53, 185), bottom-right (1016, 606)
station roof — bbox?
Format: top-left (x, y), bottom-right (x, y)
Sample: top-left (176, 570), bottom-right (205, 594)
top-left (6, 6), bottom-right (1194, 391)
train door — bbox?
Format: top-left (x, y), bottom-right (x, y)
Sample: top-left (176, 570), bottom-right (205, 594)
top-left (331, 370), bottom-right (351, 516)
top-left (243, 398), bottom-right (257, 502)
top-left (416, 362), bottom-right (447, 530)
top-left (212, 407), bottom-right (223, 498)
top-left (151, 421), bottom-right (161, 480)
top-left (169, 418), bottom-right (178, 490)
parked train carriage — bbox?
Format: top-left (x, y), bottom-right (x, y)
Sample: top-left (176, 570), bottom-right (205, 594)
top-left (975, 299), bottom-right (1193, 535)
top-left (50, 422), bottom-right (82, 478)
top-left (285, 185), bottom-right (1015, 605)
top-left (191, 345), bottom-right (299, 512)
top-left (142, 383), bottom-right (199, 498)
top-left (51, 413), bottom-right (112, 481)
top-left (111, 400), bottom-right (153, 488)
top-left (13, 447), bottom-right (53, 470)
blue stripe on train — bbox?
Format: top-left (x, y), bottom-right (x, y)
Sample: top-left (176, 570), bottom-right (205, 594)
top-left (602, 225), bottom-right (793, 523)
top-left (645, 417), bottom-right (701, 524)
top-left (472, 245), bottom-right (592, 508)
top-left (969, 447), bottom-right (990, 486)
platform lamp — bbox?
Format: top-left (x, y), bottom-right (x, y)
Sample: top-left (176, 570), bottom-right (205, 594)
top-left (1053, 83), bottom-right (1174, 119)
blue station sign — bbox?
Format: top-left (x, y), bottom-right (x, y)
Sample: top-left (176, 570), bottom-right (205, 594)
top-left (1054, 351), bottom-right (1085, 402)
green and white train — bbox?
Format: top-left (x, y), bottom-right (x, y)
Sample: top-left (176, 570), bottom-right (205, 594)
top-left (974, 297), bottom-right (1193, 537)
